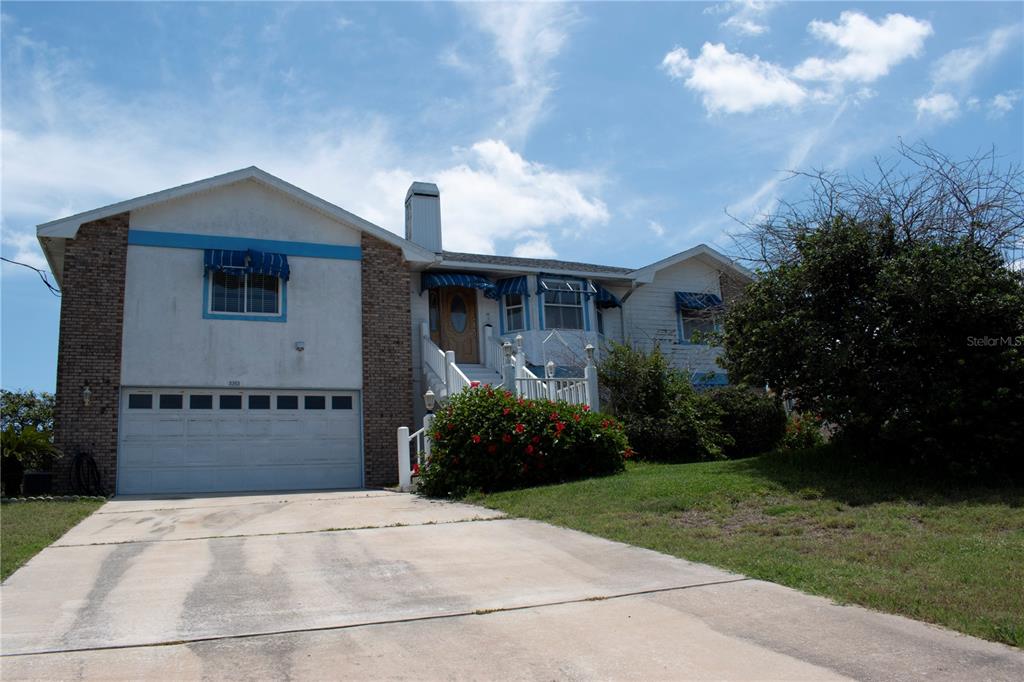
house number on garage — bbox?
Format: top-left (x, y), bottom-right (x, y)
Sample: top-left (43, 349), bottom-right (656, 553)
top-left (228, 380), bottom-right (241, 387)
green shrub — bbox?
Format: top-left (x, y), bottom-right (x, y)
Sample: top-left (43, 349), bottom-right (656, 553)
top-left (781, 412), bottom-right (826, 451)
top-left (706, 385), bottom-right (786, 458)
top-left (417, 387), bottom-right (628, 498)
top-left (598, 342), bottom-right (729, 462)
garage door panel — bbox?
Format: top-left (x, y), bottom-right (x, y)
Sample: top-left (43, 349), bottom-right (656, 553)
top-left (119, 389), bottom-right (363, 495)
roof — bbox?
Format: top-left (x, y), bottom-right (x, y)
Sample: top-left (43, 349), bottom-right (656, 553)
top-left (439, 251), bottom-right (633, 279)
top-left (439, 244), bottom-right (754, 283)
top-left (37, 167), bottom-right (438, 283)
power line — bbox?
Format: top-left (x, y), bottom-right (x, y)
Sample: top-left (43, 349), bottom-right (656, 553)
top-left (1, 256), bottom-right (61, 296)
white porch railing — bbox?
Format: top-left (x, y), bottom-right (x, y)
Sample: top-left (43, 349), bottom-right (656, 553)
top-left (404, 330), bottom-right (600, 486)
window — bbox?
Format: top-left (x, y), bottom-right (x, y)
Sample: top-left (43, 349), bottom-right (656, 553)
top-left (541, 278), bottom-right (587, 330)
top-left (209, 271), bottom-right (281, 316)
top-left (680, 315), bottom-right (721, 344)
top-left (190, 395), bottom-right (213, 409)
top-left (248, 395), bottom-right (271, 410)
top-left (332, 395), bottom-right (353, 410)
top-left (305, 396), bottom-right (326, 410)
top-left (159, 394), bottom-right (183, 409)
top-left (128, 394), bottom-right (153, 409)
top-left (596, 308), bottom-right (605, 336)
top-left (277, 395), bottom-right (299, 410)
top-left (219, 395), bottom-right (242, 410)
top-left (504, 293), bottom-right (526, 332)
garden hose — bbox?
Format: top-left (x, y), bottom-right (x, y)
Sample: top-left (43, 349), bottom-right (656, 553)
top-left (71, 452), bottom-right (107, 497)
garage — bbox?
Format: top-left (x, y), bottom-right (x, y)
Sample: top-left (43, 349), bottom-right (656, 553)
top-left (117, 388), bottom-right (362, 495)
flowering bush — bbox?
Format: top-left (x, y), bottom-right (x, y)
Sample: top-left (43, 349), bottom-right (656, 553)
top-left (417, 387), bottom-right (629, 498)
top-left (781, 412), bottom-right (826, 451)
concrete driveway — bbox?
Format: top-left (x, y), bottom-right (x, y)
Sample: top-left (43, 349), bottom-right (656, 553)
top-left (1, 491), bottom-right (1021, 680)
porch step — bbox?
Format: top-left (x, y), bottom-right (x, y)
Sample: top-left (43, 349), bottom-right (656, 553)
top-left (459, 364), bottom-right (503, 386)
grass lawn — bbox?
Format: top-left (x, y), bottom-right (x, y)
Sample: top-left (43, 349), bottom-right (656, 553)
top-left (1, 499), bottom-right (104, 580)
top-left (468, 450), bottom-right (1024, 648)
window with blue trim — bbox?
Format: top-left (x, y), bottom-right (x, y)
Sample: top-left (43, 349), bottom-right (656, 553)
top-left (209, 271), bottom-right (282, 316)
top-left (679, 313), bottom-right (722, 344)
top-left (504, 293), bottom-right (526, 332)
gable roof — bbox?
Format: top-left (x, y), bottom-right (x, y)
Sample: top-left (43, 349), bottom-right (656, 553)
top-left (628, 243), bottom-right (755, 283)
top-left (36, 167), bottom-right (438, 278)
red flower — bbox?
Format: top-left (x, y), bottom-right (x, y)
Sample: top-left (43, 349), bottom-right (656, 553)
top-left (505, 391), bottom-right (513, 398)
top-left (601, 420), bottom-right (610, 428)
top-left (448, 423), bottom-right (455, 431)
top-left (555, 422), bottom-right (566, 432)
top-left (472, 434), bottom-right (481, 444)
top-left (433, 432), bottom-right (443, 441)
top-left (412, 462), bottom-right (420, 475)
top-left (623, 447), bottom-right (634, 460)
top-left (583, 405), bottom-right (590, 412)
top-left (502, 433), bottom-right (512, 443)
top-left (502, 408), bottom-right (511, 416)
top-left (487, 444), bottom-right (497, 453)
top-left (518, 398), bottom-right (525, 405)
top-left (526, 445), bottom-right (535, 454)
top-left (470, 381), bottom-right (480, 388)
top-left (515, 423), bottom-right (525, 433)
top-left (573, 414), bottom-right (581, 422)
top-left (532, 435), bottom-right (541, 444)
top-left (549, 412), bottom-right (559, 421)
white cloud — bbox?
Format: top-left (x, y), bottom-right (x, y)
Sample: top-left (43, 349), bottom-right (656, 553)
top-left (647, 220), bottom-right (666, 237)
top-left (931, 25), bottom-right (1019, 87)
top-left (661, 42), bottom-right (806, 114)
top-left (989, 90), bottom-right (1022, 118)
top-left (436, 140), bottom-right (608, 253)
top-left (458, 2), bottom-right (578, 143)
top-left (1, 225), bottom-right (50, 272)
top-left (915, 93), bottom-right (960, 122)
top-left (0, 30), bottom-right (607, 274)
top-left (512, 233), bottom-right (558, 259)
top-left (707, 1), bottom-right (778, 37)
top-left (794, 11), bottom-right (932, 83)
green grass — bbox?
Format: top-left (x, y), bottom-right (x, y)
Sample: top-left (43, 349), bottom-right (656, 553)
top-left (468, 450), bottom-right (1024, 648)
top-left (1, 500), bottom-right (104, 580)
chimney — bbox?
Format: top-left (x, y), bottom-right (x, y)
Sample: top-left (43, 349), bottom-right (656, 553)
top-left (404, 182), bottom-right (442, 252)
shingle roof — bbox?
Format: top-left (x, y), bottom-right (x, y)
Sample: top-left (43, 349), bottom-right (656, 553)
top-left (440, 251), bottom-right (633, 275)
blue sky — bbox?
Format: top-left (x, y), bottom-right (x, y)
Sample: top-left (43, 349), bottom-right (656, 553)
top-left (2, 1), bottom-right (1022, 391)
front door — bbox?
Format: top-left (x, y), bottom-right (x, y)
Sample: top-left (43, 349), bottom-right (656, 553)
top-left (439, 287), bottom-right (479, 364)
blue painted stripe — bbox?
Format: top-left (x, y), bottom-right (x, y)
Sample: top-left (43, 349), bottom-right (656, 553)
top-left (129, 230), bottom-right (361, 260)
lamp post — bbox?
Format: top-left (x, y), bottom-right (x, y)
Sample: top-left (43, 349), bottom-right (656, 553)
top-left (82, 385), bottom-right (92, 407)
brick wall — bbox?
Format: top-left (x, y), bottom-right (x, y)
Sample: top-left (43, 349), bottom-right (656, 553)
top-left (361, 233), bottom-right (414, 487)
top-left (52, 213), bottom-right (130, 494)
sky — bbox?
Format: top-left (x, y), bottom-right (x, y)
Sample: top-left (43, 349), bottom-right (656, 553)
top-left (2, 1), bottom-right (1022, 392)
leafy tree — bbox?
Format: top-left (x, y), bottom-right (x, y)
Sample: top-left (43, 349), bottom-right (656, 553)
top-left (1, 389), bottom-right (55, 433)
top-left (722, 218), bottom-right (1024, 477)
top-left (598, 343), bottom-right (728, 462)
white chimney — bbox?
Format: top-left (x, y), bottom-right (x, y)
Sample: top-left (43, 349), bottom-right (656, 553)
top-left (405, 182), bottom-right (442, 252)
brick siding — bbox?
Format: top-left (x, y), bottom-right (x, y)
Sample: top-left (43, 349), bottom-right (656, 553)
top-left (361, 233), bottom-right (414, 487)
top-left (52, 213), bottom-right (130, 494)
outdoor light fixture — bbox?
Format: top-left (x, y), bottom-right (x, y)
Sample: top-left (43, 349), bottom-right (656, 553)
top-left (424, 389), bottom-right (436, 413)
top-left (502, 341), bottom-right (513, 359)
top-left (295, 341), bottom-right (305, 352)
top-left (546, 360), bottom-right (556, 378)
top-left (82, 385), bottom-right (92, 406)
top-left (584, 344), bottom-right (595, 363)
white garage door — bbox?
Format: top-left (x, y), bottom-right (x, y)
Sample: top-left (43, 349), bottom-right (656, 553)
top-left (117, 388), bottom-right (362, 495)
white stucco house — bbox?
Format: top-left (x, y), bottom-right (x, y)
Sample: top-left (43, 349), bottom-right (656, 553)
top-left (37, 167), bottom-right (752, 496)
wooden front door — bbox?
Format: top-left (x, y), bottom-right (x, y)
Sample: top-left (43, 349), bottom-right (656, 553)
top-left (438, 287), bottom-right (479, 364)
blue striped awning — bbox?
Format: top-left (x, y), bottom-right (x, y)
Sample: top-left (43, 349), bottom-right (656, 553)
top-left (594, 283), bottom-right (622, 308)
top-left (204, 249), bottom-right (290, 281)
top-left (488, 275), bottom-right (530, 300)
top-left (675, 291), bottom-right (723, 311)
top-left (421, 272), bottom-right (497, 296)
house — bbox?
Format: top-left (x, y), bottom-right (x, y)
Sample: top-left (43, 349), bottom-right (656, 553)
top-left (36, 167), bottom-right (752, 496)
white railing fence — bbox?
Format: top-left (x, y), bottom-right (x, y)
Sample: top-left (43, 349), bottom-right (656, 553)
top-left (404, 333), bottom-right (600, 487)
